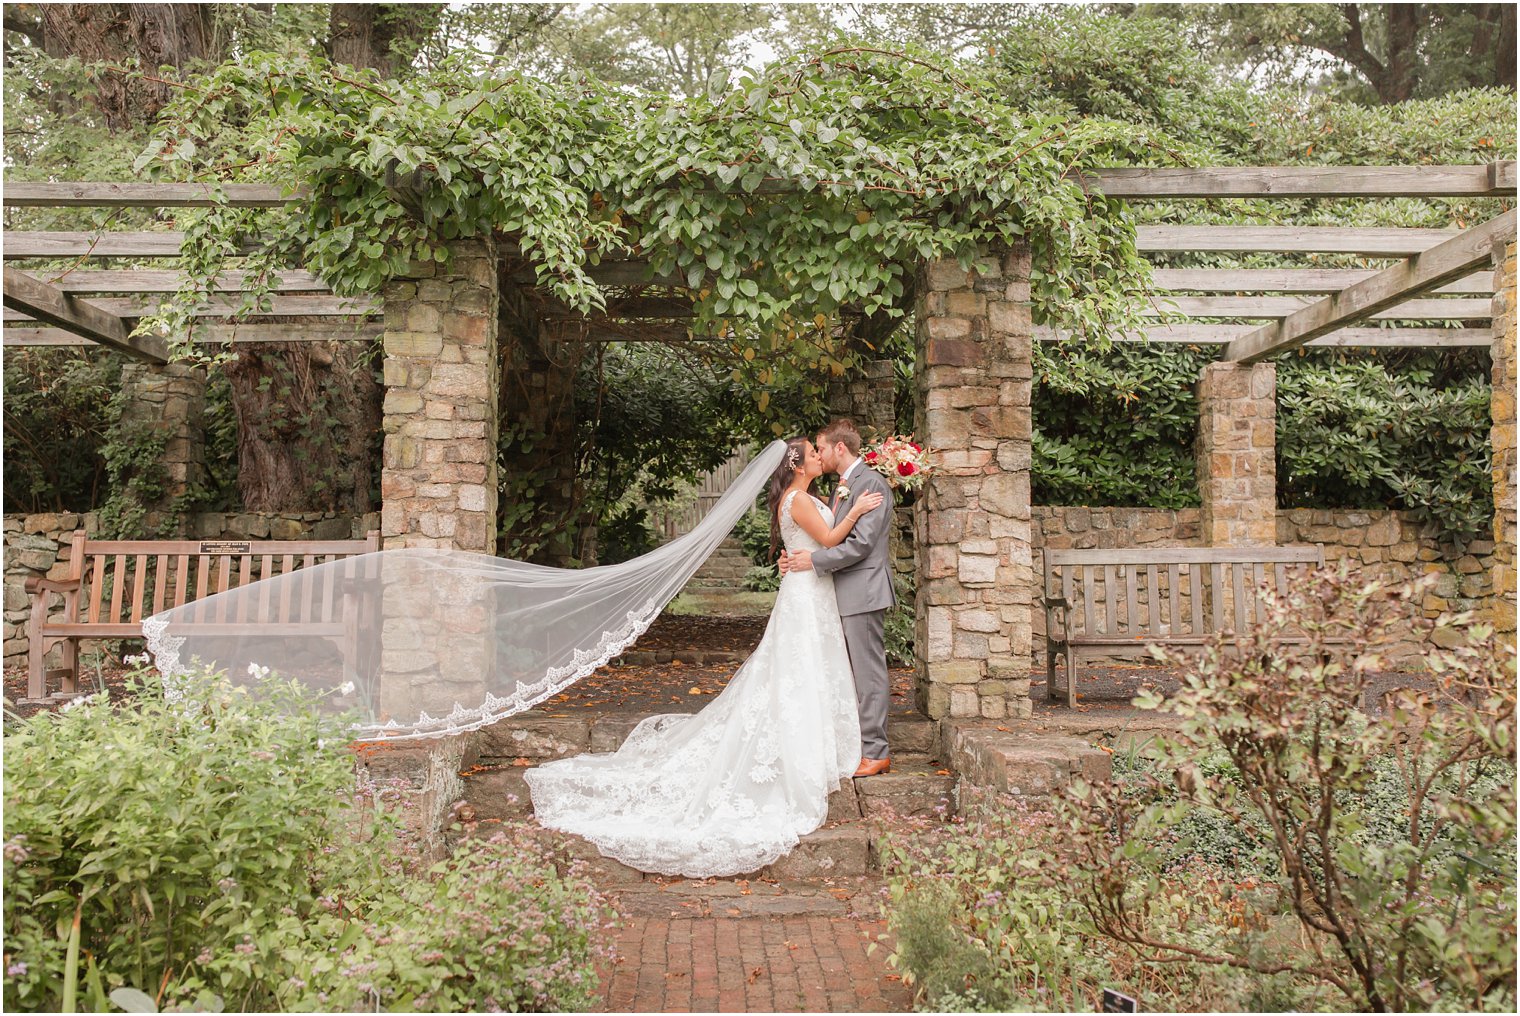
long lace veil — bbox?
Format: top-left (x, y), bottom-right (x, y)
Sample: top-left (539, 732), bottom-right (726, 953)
top-left (144, 439), bottom-right (787, 740)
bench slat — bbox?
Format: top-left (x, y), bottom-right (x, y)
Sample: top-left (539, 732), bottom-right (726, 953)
top-left (109, 554), bottom-right (127, 625)
top-left (1166, 564), bottom-right (1180, 637)
top-left (1048, 547), bottom-right (1322, 566)
top-left (151, 554), bottom-right (169, 616)
top-left (1125, 566), bottom-right (1139, 634)
top-left (1081, 566), bottom-right (1095, 636)
top-left (38, 622), bottom-right (349, 637)
top-left (279, 555), bottom-right (295, 618)
top-left (1232, 562), bottom-right (1246, 633)
top-left (174, 555), bottom-right (190, 610)
top-left (129, 554), bottom-right (149, 623)
top-left (195, 554), bottom-right (211, 604)
top-left (1190, 564), bottom-right (1204, 635)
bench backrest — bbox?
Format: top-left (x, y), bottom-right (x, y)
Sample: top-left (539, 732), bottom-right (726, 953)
top-left (1044, 546), bottom-right (1325, 639)
top-left (63, 530), bottom-right (380, 627)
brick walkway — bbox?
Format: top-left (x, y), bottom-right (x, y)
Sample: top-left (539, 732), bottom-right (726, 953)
top-left (597, 916), bottom-right (913, 1013)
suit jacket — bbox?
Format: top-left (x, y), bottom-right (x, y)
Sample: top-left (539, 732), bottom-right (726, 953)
top-left (811, 459), bottom-right (896, 616)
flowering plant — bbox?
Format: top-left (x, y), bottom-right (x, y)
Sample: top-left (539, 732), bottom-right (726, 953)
top-left (864, 435), bottom-right (934, 491)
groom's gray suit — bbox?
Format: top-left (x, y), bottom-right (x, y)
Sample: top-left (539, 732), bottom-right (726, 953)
top-left (811, 458), bottom-right (895, 760)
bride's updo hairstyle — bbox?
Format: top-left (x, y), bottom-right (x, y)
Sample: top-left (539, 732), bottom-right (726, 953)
top-left (765, 437), bottom-right (811, 562)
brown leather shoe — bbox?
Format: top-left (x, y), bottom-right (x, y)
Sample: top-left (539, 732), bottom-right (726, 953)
top-left (853, 757), bottom-right (891, 778)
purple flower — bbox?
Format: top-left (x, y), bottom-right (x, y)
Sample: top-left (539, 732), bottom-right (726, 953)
top-left (7, 962), bottom-right (28, 977)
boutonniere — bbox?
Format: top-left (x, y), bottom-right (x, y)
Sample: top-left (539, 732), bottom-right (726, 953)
top-left (835, 485), bottom-right (852, 503)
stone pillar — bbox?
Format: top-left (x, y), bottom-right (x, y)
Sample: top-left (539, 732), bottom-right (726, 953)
top-left (1491, 240), bottom-right (1517, 640)
top-left (377, 239), bottom-right (498, 726)
top-left (913, 246), bottom-right (1034, 721)
top-left (379, 237), bottom-right (499, 553)
top-left (116, 362), bottom-right (207, 536)
top-left (1195, 362), bottom-right (1277, 546)
top-left (826, 358), bottom-right (896, 440)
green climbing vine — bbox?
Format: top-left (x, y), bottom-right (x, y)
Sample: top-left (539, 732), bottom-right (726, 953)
top-left (137, 45), bottom-right (1174, 404)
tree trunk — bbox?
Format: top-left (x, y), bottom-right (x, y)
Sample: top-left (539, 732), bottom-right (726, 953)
top-left (327, 3), bottom-right (444, 76)
top-left (37, 4), bottom-right (209, 128)
top-left (221, 339), bottom-right (381, 513)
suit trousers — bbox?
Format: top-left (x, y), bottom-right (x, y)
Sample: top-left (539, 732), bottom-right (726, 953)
top-left (840, 609), bottom-right (889, 759)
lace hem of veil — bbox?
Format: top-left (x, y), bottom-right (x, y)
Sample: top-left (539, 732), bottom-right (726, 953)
top-left (142, 599), bottom-right (661, 741)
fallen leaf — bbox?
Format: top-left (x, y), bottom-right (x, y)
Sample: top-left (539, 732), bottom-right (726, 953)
top-left (747, 966), bottom-right (765, 984)
top-left (783, 940), bottom-right (799, 950)
top-left (511, 757), bottom-right (532, 767)
top-left (995, 725), bottom-right (1010, 732)
top-left (935, 769), bottom-right (951, 776)
top-left (885, 974), bottom-right (903, 982)
top-left (688, 686), bottom-right (703, 695)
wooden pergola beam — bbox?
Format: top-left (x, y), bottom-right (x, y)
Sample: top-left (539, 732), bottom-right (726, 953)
top-left (38, 269), bottom-right (329, 294)
top-left (1137, 226), bottom-right (1460, 256)
top-left (3, 323), bottom-right (381, 347)
top-left (1035, 325), bottom-right (1491, 348)
top-left (1084, 162), bottom-right (1516, 198)
top-left (1, 181), bottom-right (298, 208)
top-left (3, 294), bottom-right (377, 321)
top-left (1150, 268), bottom-right (1494, 295)
top-left (1145, 296), bottom-right (1491, 320)
top-left (1, 267), bottom-right (167, 362)
top-left (1223, 210), bottom-right (1518, 363)
top-left (4, 164), bottom-right (1513, 207)
top-left (3, 225), bottom-right (1471, 261)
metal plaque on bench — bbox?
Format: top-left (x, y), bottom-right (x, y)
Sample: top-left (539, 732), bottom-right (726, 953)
top-left (198, 541), bottom-right (251, 554)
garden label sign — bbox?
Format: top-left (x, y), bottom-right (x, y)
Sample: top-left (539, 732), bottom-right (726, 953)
top-left (1101, 987), bottom-right (1139, 1012)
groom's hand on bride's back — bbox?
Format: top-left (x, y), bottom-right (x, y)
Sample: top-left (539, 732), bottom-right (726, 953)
top-left (777, 550), bottom-right (812, 575)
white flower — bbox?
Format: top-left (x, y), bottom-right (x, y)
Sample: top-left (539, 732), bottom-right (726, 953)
top-left (123, 653), bottom-right (150, 666)
top-left (317, 739), bottom-right (326, 750)
top-left (246, 662), bottom-right (271, 680)
top-left (338, 681), bottom-right (355, 697)
top-left (60, 696), bottom-right (90, 712)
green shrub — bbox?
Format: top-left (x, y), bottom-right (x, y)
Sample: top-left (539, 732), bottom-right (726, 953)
top-left (1063, 567), bottom-right (1517, 1013)
top-left (741, 563), bottom-right (780, 592)
top-left (3, 667), bottom-right (611, 1013)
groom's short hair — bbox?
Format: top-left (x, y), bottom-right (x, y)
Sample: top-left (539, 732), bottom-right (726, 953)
top-left (818, 418), bottom-right (861, 456)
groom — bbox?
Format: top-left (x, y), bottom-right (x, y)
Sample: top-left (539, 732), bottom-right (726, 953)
top-left (780, 418), bottom-right (895, 777)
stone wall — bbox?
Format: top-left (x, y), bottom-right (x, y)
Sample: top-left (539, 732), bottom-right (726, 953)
top-left (825, 358), bottom-right (896, 441)
top-left (3, 510), bottom-right (376, 668)
top-left (1491, 240), bottom-right (1517, 640)
top-left (116, 363), bottom-right (208, 536)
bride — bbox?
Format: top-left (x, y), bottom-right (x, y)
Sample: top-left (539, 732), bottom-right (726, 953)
top-left (524, 436), bottom-right (883, 877)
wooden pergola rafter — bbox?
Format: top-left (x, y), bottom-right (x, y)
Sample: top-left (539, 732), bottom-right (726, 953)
top-left (2, 162), bottom-right (1514, 362)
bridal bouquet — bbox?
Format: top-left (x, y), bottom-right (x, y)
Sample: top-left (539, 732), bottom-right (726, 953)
top-left (864, 435), bottom-right (933, 491)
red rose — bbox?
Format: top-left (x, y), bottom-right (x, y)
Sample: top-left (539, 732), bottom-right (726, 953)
top-left (864, 450), bottom-right (878, 463)
top-left (898, 461), bottom-right (916, 477)
top-left (910, 442), bottom-right (922, 453)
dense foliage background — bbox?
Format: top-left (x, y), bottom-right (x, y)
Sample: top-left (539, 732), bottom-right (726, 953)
top-left (1, 4), bottom-right (1513, 547)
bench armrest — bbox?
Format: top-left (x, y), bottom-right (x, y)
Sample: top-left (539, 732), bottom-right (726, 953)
top-left (1043, 595), bottom-right (1070, 641)
top-left (25, 575), bottom-right (80, 595)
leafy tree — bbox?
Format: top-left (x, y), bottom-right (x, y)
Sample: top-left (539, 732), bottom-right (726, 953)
top-left (517, 2), bottom-right (777, 98)
top-left (1151, 3), bottom-right (1517, 103)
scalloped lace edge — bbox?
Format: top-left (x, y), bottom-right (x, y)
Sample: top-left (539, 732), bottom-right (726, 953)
top-left (142, 599), bottom-right (661, 741)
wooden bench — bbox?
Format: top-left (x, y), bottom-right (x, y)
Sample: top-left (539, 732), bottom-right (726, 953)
top-left (1042, 546), bottom-right (1326, 707)
top-left (25, 530), bottom-right (380, 701)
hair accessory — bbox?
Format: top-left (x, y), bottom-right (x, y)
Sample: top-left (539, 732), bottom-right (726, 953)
top-left (785, 448), bottom-right (801, 469)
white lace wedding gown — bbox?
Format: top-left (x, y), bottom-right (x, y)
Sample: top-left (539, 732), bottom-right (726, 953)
top-left (524, 491), bottom-right (861, 877)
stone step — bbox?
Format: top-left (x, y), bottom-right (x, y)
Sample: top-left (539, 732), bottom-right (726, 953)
top-left (942, 721), bottom-right (1113, 810)
top-left (459, 758), bottom-right (954, 826)
top-left (469, 710), bottom-right (941, 765)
